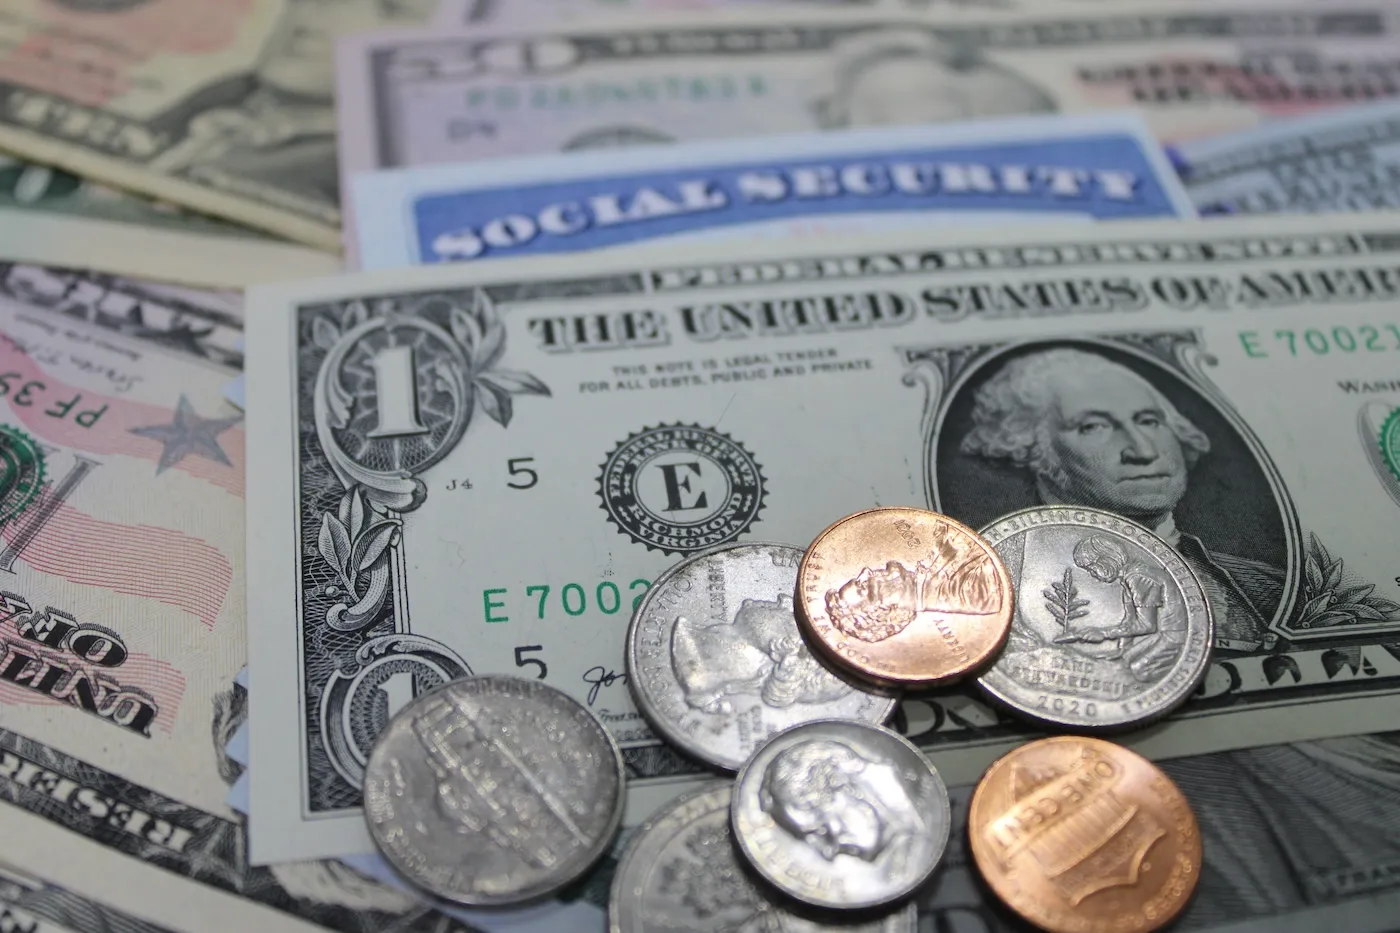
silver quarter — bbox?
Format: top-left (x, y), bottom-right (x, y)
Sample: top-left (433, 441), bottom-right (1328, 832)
top-left (626, 542), bottom-right (896, 772)
top-left (731, 720), bottom-right (950, 911)
top-left (611, 782), bottom-right (917, 933)
top-left (976, 506), bottom-right (1214, 730)
top-left (363, 675), bottom-right (624, 907)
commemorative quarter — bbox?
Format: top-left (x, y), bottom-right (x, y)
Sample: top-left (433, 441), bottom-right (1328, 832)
top-left (975, 506), bottom-right (1213, 729)
top-left (968, 736), bottom-right (1202, 933)
top-left (610, 782), bottom-right (917, 933)
top-left (627, 542), bottom-right (896, 771)
top-left (796, 507), bottom-right (1014, 687)
top-left (731, 720), bottom-right (951, 911)
top-left (363, 675), bottom-right (625, 907)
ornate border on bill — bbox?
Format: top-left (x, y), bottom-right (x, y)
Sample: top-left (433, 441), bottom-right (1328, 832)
top-left (247, 211), bottom-right (1400, 864)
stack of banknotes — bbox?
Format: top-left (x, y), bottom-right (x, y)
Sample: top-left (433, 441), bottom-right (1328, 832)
top-left (1, 0), bottom-right (1400, 930)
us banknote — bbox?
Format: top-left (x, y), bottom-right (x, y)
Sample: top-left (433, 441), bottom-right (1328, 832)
top-left (0, 157), bottom-right (340, 287)
top-left (0, 263), bottom-right (515, 933)
top-left (0, 207), bottom-right (340, 290)
top-left (336, 1), bottom-right (1400, 185)
top-left (917, 731), bottom-right (1400, 933)
top-left (0, 0), bottom-right (439, 250)
top-left (548, 730), bottom-right (1400, 933)
top-left (1177, 99), bottom-right (1400, 217)
top-left (246, 209), bottom-right (1400, 863)
top-left (346, 113), bottom-right (1191, 269)
top-left (434, 0), bottom-right (1017, 27)
top-left (229, 724), bottom-right (1400, 933)
top-left (0, 855), bottom-right (180, 933)
top-left (0, 157), bottom-right (259, 238)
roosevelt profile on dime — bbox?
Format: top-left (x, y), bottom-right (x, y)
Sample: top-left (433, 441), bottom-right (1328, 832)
top-left (759, 738), bottom-right (926, 872)
top-left (732, 720), bottom-right (950, 910)
top-left (951, 344), bottom-right (1285, 652)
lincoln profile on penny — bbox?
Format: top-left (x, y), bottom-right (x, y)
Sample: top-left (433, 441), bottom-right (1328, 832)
top-left (824, 529), bottom-right (1002, 643)
top-left (960, 347), bottom-right (1282, 652)
top-left (759, 738), bottom-right (924, 869)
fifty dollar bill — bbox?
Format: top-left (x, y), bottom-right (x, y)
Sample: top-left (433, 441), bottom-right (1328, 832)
top-left (434, 0), bottom-right (1021, 27)
top-left (248, 210), bottom-right (1400, 863)
top-left (336, 0), bottom-right (1400, 185)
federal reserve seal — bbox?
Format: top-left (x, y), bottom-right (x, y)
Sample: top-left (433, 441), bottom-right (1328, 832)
top-left (1358, 401), bottom-right (1400, 509)
top-left (598, 423), bottom-right (765, 556)
top-left (0, 426), bottom-right (45, 527)
top-left (1381, 407), bottom-right (1400, 484)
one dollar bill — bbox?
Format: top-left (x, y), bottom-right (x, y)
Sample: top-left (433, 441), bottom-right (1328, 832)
top-left (247, 209), bottom-right (1400, 863)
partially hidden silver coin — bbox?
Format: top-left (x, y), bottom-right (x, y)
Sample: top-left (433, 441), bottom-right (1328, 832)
top-left (976, 505), bottom-right (1214, 730)
top-left (611, 782), bottom-right (917, 933)
top-left (731, 720), bottom-right (950, 911)
top-left (363, 675), bottom-right (624, 907)
top-left (626, 542), bottom-right (896, 772)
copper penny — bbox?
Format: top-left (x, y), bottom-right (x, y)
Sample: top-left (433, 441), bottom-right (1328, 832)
top-left (968, 737), bottom-right (1202, 933)
top-left (795, 507), bottom-right (1013, 686)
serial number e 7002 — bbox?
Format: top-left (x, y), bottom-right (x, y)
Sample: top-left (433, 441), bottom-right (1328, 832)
top-left (482, 579), bottom-right (651, 624)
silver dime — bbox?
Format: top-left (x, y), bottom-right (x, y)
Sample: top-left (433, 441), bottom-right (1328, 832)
top-left (975, 505), bottom-right (1214, 730)
top-left (611, 782), bottom-right (917, 933)
top-left (731, 720), bottom-right (950, 911)
top-left (362, 675), bottom-right (624, 907)
top-left (626, 542), bottom-right (896, 772)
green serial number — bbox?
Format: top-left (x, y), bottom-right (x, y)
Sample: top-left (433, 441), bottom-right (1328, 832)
top-left (1239, 324), bottom-right (1400, 358)
top-left (483, 579), bottom-right (651, 623)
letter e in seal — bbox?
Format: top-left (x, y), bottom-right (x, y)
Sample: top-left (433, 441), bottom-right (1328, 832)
top-left (597, 423), bottom-right (766, 556)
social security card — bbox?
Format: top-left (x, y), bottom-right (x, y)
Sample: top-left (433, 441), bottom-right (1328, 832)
top-left (348, 113), bottom-right (1195, 270)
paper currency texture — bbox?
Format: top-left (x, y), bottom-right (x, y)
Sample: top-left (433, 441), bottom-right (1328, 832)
top-left (918, 731), bottom-right (1400, 933)
top-left (336, 2), bottom-right (1400, 187)
top-left (1178, 99), bottom-right (1400, 216)
top-left (0, 0), bottom-right (438, 248)
top-left (0, 209), bottom-right (341, 289)
top-left (0, 264), bottom-right (508, 933)
top-left (435, 0), bottom-right (1019, 27)
top-left (246, 210), bottom-right (1400, 863)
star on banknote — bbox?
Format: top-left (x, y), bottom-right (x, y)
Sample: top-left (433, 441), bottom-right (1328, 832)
top-left (129, 395), bottom-right (242, 475)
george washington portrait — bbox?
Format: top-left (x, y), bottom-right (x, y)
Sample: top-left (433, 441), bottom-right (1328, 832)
top-left (936, 343), bottom-right (1289, 653)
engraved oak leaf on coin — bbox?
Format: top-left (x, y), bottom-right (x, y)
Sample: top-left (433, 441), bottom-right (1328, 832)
top-left (1045, 568), bottom-right (1091, 645)
top-left (1295, 533), bottom-right (1400, 629)
top-left (318, 485), bottom-right (400, 631)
